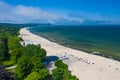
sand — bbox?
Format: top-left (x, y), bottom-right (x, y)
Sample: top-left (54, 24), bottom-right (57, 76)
top-left (20, 28), bottom-right (120, 80)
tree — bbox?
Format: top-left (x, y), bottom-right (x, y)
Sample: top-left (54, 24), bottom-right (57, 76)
top-left (69, 75), bottom-right (79, 80)
top-left (55, 60), bottom-right (68, 69)
top-left (38, 69), bottom-right (50, 80)
top-left (30, 56), bottom-right (44, 72)
top-left (25, 69), bottom-right (50, 80)
top-left (52, 68), bottom-right (64, 80)
top-left (15, 44), bottom-right (48, 80)
top-left (15, 55), bottom-right (33, 80)
top-left (3, 36), bottom-right (23, 66)
top-left (0, 42), bottom-right (6, 63)
top-left (0, 36), bottom-right (9, 61)
top-left (53, 60), bottom-right (79, 80)
top-left (23, 45), bottom-right (46, 61)
top-left (24, 72), bottom-right (40, 80)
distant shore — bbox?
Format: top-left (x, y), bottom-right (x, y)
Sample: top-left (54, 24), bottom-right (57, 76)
top-left (20, 28), bottom-right (120, 80)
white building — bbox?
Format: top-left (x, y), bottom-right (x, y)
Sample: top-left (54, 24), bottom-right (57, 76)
top-left (24, 40), bottom-right (38, 46)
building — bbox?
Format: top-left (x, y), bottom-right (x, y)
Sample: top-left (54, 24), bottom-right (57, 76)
top-left (24, 40), bottom-right (38, 46)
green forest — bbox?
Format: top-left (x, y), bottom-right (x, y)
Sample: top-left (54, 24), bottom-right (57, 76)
top-left (0, 23), bottom-right (78, 80)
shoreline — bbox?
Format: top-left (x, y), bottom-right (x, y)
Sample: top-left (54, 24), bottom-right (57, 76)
top-left (20, 28), bottom-right (120, 80)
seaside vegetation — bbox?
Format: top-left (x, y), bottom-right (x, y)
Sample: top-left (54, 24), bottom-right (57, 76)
top-left (0, 23), bottom-right (79, 80)
top-left (15, 44), bottom-right (49, 80)
top-left (52, 60), bottom-right (79, 80)
top-left (0, 24), bottom-right (22, 66)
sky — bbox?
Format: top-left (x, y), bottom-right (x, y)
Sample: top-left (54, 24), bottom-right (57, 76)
top-left (0, 0), bottom-right (120, 24)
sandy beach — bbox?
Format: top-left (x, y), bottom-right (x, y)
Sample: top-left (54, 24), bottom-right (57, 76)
top-left (20, 28), bottom-right (120, 80)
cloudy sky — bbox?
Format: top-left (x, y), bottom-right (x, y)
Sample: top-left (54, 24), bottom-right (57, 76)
top-left (0, 0), bottom-right (120, 24)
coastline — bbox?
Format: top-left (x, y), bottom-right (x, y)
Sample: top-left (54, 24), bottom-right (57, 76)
top-left (20, 28), bottom-right (120, 80)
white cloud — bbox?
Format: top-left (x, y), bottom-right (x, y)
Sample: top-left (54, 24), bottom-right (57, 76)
top-left (0, 1), bottom-right (118, 24)
top-left (14, 5), bottom-right (60, 20)
top-left (0, 1), bottom-right (61, 23)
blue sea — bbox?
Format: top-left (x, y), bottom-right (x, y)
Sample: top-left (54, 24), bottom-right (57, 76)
top-left (29, 25), bottom-right (120, 60)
